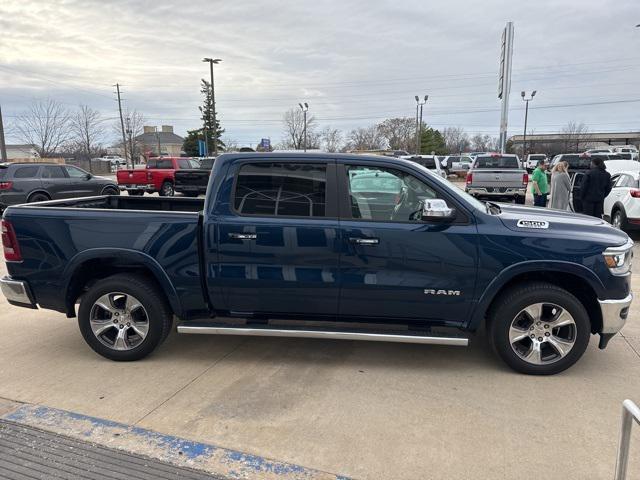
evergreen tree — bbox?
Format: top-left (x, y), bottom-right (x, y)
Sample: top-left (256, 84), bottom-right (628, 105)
top-left (420, 126), bottom-right (447, 155)
top-left (199, 79), bottom-right (225, 154)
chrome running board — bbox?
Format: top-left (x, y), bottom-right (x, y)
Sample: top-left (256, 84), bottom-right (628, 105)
top-left (177, 322), bottom-right (468, 346)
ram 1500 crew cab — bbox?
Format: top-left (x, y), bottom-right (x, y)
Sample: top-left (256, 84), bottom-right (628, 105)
top-left (0, 153), bottom-right (633, 375)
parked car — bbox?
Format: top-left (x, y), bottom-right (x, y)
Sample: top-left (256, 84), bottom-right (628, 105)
top-left (612, 146), bottom-right (639, 160)
top-left (116, 157), bottom-right (200, 196)
top-left (174, 157), bottom-right (216, 197)
top-left (1, 152), bottom-right (632, 375)
top-left (604, 170), bottom-right (640, 230)
top-left (525, 154), bottom-right (547, 172)
top-left (586, 148), bottom-right (613, 155)
top-left (401, 155), bottom-right (447, 178)
top-left (465, 153), bottom-right (527, 204)
top-left (440, 155), bottom-right (473, 174)
top-left (0, 162), bottom-right (119, 209)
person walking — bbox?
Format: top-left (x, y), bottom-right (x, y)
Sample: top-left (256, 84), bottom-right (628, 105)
top-left (580, 156), bottom-right (612, 218)
top-left (531, 159), bottom-right (549, 207)
top-left (549, 161), bottom-right (571, 210)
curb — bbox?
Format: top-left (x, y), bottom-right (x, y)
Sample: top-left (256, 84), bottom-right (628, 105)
top-left (0, 399), bottom-right (350, 480)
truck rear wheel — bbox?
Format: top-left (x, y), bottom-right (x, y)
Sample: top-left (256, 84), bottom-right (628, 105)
top-left (159, 181), bottom-right (174, 197)
top-left (78, 274), bottom-right (172, 361)
top-left (487, 282), bottom-right (590, 375)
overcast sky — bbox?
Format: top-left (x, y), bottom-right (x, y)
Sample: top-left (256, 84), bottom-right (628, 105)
top-left (1, 0), bottom-right (639, 148)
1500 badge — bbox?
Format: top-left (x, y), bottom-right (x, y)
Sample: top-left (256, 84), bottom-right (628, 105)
top-left (516, 219), bottom-right (549, 229)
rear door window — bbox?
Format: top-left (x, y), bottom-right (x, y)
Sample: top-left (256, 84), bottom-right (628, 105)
top-left (13, 166), bottom-right (40, 178)
top-left (234, 163), bottom-right (327, 217)
top-left (157, 159), bottom-right (173, 169)
top-left (147, 159), bottom-right (158, 168)
top-left (41, 166), bottom-right (66, 178)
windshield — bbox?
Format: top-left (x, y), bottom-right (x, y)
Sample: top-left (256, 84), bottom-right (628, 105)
top-left (474, 155), bottom-right (519, 168)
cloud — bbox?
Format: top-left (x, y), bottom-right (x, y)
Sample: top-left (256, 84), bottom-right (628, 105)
top-left (1, 0), bottom-right (639, 147)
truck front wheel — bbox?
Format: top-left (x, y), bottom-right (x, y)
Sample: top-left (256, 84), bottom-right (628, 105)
top-left (78, 274), bottom-right (172, 361)
top-left (488, 282), bottom-right (590, 375)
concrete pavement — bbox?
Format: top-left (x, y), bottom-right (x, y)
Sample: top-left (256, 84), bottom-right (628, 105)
top-left (0, 203), bottom-right (639, 478)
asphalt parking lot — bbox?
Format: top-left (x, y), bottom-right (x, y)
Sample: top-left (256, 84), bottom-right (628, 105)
top-left (0, 186), bottom-right (639, 479)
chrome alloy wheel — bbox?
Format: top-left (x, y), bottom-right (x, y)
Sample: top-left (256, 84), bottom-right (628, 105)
top-left (89, 293), bottom-right (149, 351)
top-left (509, 303), bottom-right (577, 365)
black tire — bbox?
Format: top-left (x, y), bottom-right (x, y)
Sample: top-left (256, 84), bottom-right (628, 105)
top-left (159, 181), bottom-right (174, 197)
top-left (487, 281), bottom-right (590, 375)
top-left (27, 192), bottom-right (50, 203)
top-left (78, 273), bottom-right (172, 361)
top-left (102, 186), bottom-right (120, 196)
top-left (611, 208), bottom-right (627, 230)
top-left (515, 195), bottom-right (526, 205)
top-left (128, 190), bottom-right (144, 196)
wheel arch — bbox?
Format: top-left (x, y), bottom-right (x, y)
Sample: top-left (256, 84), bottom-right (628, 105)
top-left (469, 261), bottom-right (604, 334)
top-left (100, 184), bottom-right (120, 194)
top-left (27, 189), bottom-right (51, 201)
top-left (63, 248), bottom-right (182, 318)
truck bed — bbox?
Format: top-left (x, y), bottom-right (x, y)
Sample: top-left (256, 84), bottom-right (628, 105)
top-left (10, 195), bottom-right (205, 212)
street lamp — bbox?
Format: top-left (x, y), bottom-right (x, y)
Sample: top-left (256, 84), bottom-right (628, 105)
top-left (414, 95), bottom-right (428, 154)
top-left (298, 102), bottom-right (309, 151)
top-left (521, 90), bottom-right (536, 159)
top-left (202, 58), bottom-right (222, 156)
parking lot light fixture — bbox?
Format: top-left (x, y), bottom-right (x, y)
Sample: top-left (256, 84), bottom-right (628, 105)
top-left (202, 58), bottom-right (222, 156)
top-left (414, 95), bottom-right (428, 154)
top-left (299, 103), bottom-right (309, 152)
top-left (521, 90), bottom-right (536, 159)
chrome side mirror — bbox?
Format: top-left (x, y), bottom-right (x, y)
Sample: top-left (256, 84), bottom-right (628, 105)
top-left (422, 199), bottom-right (455, 220)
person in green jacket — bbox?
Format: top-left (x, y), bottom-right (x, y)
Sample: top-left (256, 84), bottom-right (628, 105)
top-left (531, 159), bottom-right (549, 207)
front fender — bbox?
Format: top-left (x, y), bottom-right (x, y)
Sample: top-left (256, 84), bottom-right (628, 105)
top-left (63, 248), bottom-right (182, 317)
top-left (468, 260), bottom-right (605, 330)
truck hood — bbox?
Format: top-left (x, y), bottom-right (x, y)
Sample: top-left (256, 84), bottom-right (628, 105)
top-left (496, 203), bottom-right (629, 246)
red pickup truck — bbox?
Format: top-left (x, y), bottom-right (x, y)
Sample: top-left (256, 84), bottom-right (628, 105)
top-left (117, 157), bottom-right (199, 196)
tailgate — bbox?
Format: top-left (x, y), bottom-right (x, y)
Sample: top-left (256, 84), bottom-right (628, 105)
top-left (471, 170), bottom-right (524, 187)
top-left (175, 170), bottom-right (210, 187)
top-left (117, 170), bottom-right (148, 185)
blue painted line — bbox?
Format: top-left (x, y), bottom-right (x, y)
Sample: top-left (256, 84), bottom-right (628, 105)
top-left (3, 404), bottom-right (351, 479)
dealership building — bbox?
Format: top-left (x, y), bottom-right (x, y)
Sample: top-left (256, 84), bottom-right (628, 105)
top-left (509, 131), bottom-right (640, 155)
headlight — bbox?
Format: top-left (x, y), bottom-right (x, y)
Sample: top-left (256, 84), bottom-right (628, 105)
top-left (603, 239), bottom-right (634, 276)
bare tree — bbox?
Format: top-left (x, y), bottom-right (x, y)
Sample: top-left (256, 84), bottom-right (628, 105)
top-left (71, 105), bottom-right (104, 160)
top-left (470, 133), bottom-right (497, 152)
top-left (222, 137), bottom-right (239, 152)
top-left (377, 117), bottom-right (414, 151)
top-left (16, 99), bottom-right (70, 157)
top-left (319, 127), bottom-right (343, 152)
top-left (561, 121), bottom-right (591, 153)
top-left (113, 109), bottom-right (145, 161)
top-left (346, 125), bottom-right (386, 151)
top-left (281, 108), bottom-right (317, 150)
top-left (442, 127), bottom-right (470, 154)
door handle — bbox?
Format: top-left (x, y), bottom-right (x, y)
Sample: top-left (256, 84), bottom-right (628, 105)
top-left (228, 233), bottom-right (257, 240)
top-left (349, 237), bottom-right (379, 245)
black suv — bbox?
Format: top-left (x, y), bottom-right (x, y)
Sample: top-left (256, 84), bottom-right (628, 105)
top-left (0, 163), bottom-right (119, 209)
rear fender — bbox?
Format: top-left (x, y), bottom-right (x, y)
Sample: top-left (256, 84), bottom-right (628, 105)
top-left (63, 248), bottom-right (182, 317)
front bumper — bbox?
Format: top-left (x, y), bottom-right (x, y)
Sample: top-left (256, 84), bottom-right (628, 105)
top-left (597, 293), bottom-right (633, 348)
top-left (0, 276), bottom-right (36, 309)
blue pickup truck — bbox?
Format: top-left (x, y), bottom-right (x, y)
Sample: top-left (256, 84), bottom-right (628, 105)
top-left (0, 153), bottom-right (633, 375)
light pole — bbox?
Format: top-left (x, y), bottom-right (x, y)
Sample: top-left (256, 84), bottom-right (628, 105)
top-left (298, 102), bottom-right (309, 151)
top-left (202, 58), bottom-right (222, 155)
top-left (521, 90), bottom-right (536, 159)
top-left (414, 95), bottom-right (428, 154)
